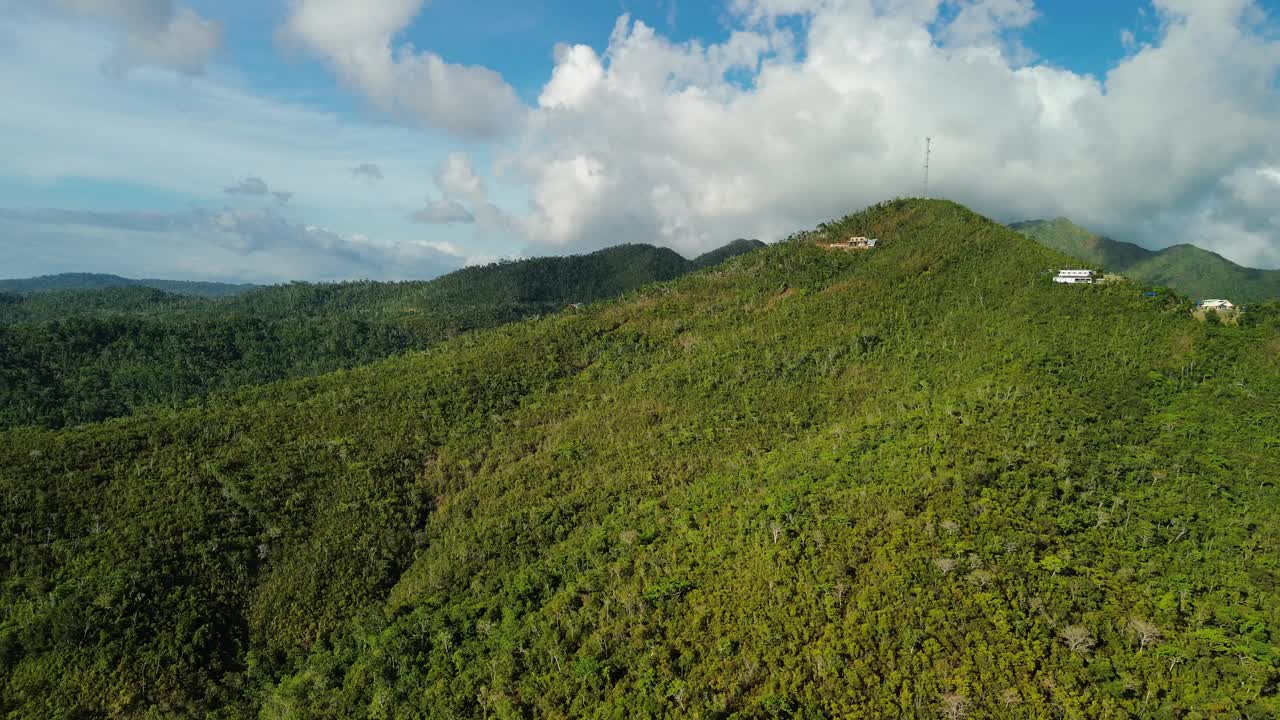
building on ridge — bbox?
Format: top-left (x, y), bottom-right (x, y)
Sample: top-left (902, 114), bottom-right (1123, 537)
top-left (1198, 299), bottom-right (1235, 311)
top-left (1053, 269), bottom-right (1095, 284)
top-left (825, 236), bottom-right (879, 250)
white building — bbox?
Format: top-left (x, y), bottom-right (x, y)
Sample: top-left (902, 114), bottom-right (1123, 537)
top-left (1054, 269), bottom-right (1095, 284)
top-left (1199, 299), bottom-right (1235, 311)
top-left (831, 236), bottom-right (878, 249)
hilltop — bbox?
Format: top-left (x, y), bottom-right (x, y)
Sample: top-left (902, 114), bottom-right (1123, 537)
top-left (692, 238), bottom-right (767, 268)
top-left (1, 199), bottom-right (1278, 718)
top-left (0, 272), bottom-right (259, 297)
top-left (0, 241), bottom-right (764, 429)
top-left (1012, 217), bottom-right (1280, 303)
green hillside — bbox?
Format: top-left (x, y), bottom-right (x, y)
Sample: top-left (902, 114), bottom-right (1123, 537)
top-left (1011, 218), bottom-right (1280, 303)
top-left (0, 272), bottom-right (259, 297)
top-left (692, 238), bottom-right (767, 269)
top-left (3, 199), bottom-right (1278, 718)
top-left (0, 242), bottom-right (762, 429)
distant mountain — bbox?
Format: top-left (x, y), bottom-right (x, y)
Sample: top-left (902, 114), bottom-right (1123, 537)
top-left (0, 272), bottom-right (259, 297)
top-left (0, 285), bottom-right (201, 323)
top-left (692, 238), bottom-right (767, 268)
top-left (5, 199), bottom-right (1278, 718)
top-left (1011, 218), bottom-right (1280, 303)
top-left (0, 240), bottom-right (766, 429)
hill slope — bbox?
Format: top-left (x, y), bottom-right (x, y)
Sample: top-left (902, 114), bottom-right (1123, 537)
top-left (0, 241), bottom-right (764, 429)
top-left (2, 200), bottom-right (1278, 718)
top-left (1011, 217), bottom-right (1280, 302)
top-left (692, 238), bottom-right (767, 268)
top-left (0, 272), bottom-right (259, 297)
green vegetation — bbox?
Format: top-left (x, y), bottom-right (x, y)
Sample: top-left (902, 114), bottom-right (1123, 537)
top-left (2, 199), bottom-right (1279, 719)
top-left (0, 286), bottom-right (204, 323)
top-left (0, 272), bottom-right (260, 298)
top-left (692, 239), bottom-right (766, 269)
top-left (1012, 217), bottom-right (1280, 303)
top-left (0, 242), bottom-right (762, 429)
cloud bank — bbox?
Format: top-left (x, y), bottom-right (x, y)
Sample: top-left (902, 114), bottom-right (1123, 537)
top-left (0, 207), bottom-right (464, 283)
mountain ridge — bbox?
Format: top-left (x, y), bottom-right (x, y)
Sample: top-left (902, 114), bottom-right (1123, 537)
top-left (1011, 217), bottom-right (1280, 302)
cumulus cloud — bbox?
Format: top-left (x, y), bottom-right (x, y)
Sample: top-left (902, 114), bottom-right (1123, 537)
top-left (410, 198), bottom-right (475, 225)
top-left (435, 152), bottom-right (485, 200)
top-left (30, 0), bottom-right (223, 74)
top-left (0, 205), bottom-right (464, 282)
top-left (502, 0), bottom-right (1280, 268)
top-left (350, 162), bottom-right (384, 180)
top-left (279, 0), bottom-right (525, 139)
top-left (421, 152), bottom-right (519, 237)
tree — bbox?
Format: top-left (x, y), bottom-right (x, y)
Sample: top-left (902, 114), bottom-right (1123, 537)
top-left (1129, 618), bottom-right (1162, 650)
top-left (940, 693), bottom-right (968, 720)
top-left (1062, 625), bottom-right (1096, 654)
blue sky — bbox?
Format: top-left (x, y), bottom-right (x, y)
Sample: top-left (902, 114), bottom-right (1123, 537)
top-left (3, 0), bottom-right (1279, 282)
top-left (197, 0), bottom-right (1157, 106)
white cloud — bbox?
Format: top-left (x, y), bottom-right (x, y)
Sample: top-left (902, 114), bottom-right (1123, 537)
top-left (435, 152), bottom-right (485, 200)
top-left (279, 0), bottom-right (526, 139)
top-left (539, 44), bottom-right (606, 110)
top-left (423, 152), bottom-right (520, 238)
top-left (504, 1), bottom-right (1280, 268)
top-left (21, 0), bottom-right (224, 75)
top-left (103, 6), bottom-right (222, 76)
top-left (410, 198), bottom-right (475, 225)
top-left (941, 0), bottom-right (1038, 45)
top-left (224, 176), bottom-right (271, 196)
top-left (0, 206), bottom-right (464, 282)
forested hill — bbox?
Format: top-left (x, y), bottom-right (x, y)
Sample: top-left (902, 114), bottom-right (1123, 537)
top-left (692, 238), bottom-right (766, 268)
top-left (212, 242), bottom-right (697, 320)
top-left (0, 272), bottom-right (259, 297)
top-left (1012, 217), bottom-right (1280, 303)
top-left (0, 241), bottom-right (762, 429)
top-left (3, 199), bottom-right (1278, 718)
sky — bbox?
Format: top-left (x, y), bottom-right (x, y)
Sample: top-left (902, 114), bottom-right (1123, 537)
top-left (1, 0), bottom-right (1279, 283)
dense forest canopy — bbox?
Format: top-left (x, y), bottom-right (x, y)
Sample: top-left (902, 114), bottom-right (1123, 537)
top-left (0, 242), bottom-right (760, 430)
top-left (2, 200), bottom-right (1278, 718)
top-left (1012, 218), bottom-right (1280, 304)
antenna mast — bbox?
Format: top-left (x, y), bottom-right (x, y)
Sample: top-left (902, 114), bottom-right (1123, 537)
top-left (923, 136), bottom-right (932, 199)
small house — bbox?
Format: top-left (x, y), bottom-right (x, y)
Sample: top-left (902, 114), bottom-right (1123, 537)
top-left (827, 236), bottom-right (878, 250)
top-left (1198, 299), bottom-right (1235, 311)
top-left (1053, 269), bottom-right (1095, 284)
